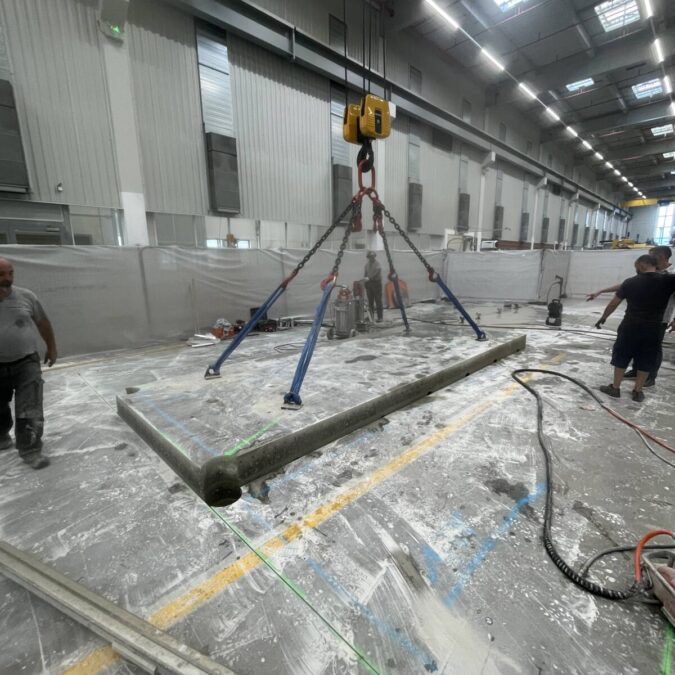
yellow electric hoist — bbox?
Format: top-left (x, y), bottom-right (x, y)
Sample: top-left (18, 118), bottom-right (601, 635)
top-left (343, 94), bottom-right (391, 145)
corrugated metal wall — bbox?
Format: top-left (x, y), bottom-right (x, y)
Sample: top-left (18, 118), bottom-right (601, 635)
top-left (0, 0), bottom-right (120, 207)
top-left (228, 34), bottom-right (331, 225)
top-left (127, 0), bottom-right (209, 215)
top-left (421, 127), bottom-right (456, 235)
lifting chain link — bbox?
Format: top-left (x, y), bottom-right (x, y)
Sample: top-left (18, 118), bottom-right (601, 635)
top-left (372, 201), bottom-right (396, 279)
top-left (330, 217), bottom-right (354, 278)
top-left (382, 207), bottom-right (436, 280)
top-left (291, 200), bottom-right (355, 277)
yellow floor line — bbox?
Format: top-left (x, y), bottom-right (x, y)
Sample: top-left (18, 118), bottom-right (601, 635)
top-left (61, 354), bottom-right (559, 674)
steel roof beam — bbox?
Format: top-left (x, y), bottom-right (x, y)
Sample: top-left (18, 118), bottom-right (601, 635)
top-left (606, 138), bottom-right (675, 161)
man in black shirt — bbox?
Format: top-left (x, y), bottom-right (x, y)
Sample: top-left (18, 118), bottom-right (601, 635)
top-left (596, 254), bottom-right (675, 402)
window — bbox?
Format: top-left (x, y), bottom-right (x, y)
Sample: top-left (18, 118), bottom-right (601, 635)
top-left (329, 15), bottom-right (346, 51)
top-left (655, 203), bottom-right (674, 245)
top-left (459, 157), bottom-right (469, 193)
top-left (197, 30), bottom-right (234, 137)
top-left (632, 78), bottom-right (663, 99)
top-left (595, 0), bottom-right (640, 32)
top-left (330, 84), bottom-right (349, 166)
top-left (408, 119), bottom-right (421, 181)
top-left (494, 0), bottom-right (527, 11)
top-left (409, 66), bottom-right (422, 94)
top-left (566, 77), bottom-right (594, 92)
top-left (547, 153), bottom-right (553, 168)
top-left (651, 124), bottom-right (673, 136)
top-left (461, 98), bottom-right (472, 124)
top-left (498, 122), bottom-right (507, 142)
top-left (521, 182), bottom-right (529, 212)
top-left (495, 169), bottom-right (503, 206)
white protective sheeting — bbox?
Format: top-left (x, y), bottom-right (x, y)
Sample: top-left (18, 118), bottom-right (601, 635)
top-left (0, 246), bottom-right (442, 357)
top-left (565, 250), bottom-right (642, 297)
top-left (442, 250), bottom-right (542, 302)
top-left (537, 250), bottom-right (572, 302)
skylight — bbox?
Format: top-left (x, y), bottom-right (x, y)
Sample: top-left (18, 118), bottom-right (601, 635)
top-left (595, 0), bottom-right (641, 32)
top-left (566, 77), bottom-right (594, 92)
top-left (632, 78), bottom-right (663, 99)
top-left (494, 0), bottom-right (527, 11)
top-left (651, 124), bottom-right (673, 136)
top-left (664, 151), bottom-right (675, 159)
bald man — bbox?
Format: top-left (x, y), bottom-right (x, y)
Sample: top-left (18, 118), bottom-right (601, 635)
top-left (0, 258), bottom-right (56, 468)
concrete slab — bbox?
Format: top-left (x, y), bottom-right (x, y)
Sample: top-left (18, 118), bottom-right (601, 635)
top-left (116, 325), bottom-right (525, 505)
top-left (0, 300), bottom-right (673, 675)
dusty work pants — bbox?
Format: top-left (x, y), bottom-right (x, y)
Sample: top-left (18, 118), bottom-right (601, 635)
top-left (365, 279), bottom-right (383, 321)
top-left (0, 353), bottom-right (44, 459)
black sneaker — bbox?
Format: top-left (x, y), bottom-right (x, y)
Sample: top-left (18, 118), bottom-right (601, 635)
top-left (643, 377), bottom-right (656, 388)
top-left (599, 384), bottom-right (621, 398)
top-left (0, 435), bottom-right (12, 450)
top-left (623, 369), bottom-right (637, 379)
top-left (631, 390), bottom-right (645, 403)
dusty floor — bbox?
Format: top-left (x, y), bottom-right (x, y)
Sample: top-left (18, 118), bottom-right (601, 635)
top-left (1, 298), bottom-right (673, 675)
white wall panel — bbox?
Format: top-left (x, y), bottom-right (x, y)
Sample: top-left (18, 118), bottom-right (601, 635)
top-left (0, 0), bottom-right (120, 207)
top-left (229, 35), bottom-right (332, 225)
top-left (127, 0), bottom-right (209, 215)
top-left (420, 128), bottom-right (455, 235)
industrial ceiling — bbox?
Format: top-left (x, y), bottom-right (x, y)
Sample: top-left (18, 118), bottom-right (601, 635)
top-left (391, 0), bottom-right (675, 199)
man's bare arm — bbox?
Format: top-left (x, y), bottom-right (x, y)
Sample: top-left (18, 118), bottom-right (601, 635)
top-left (36, 318), bottom-right (57, 366)
top-left (586, 283), bottom-right (621, 301)
top-left (595, 294), bottom-right (622, 328)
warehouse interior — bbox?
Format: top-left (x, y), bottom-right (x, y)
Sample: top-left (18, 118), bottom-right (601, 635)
top-left (1, 0), bottom-right (675, 673)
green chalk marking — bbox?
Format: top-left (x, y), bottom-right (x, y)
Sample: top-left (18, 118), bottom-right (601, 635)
top-left (223, 417), bottom-right (282, 457)
top-left (210, 506), bottom-right (382, 674)
top-left (662, 623), bottom-right (673, 675)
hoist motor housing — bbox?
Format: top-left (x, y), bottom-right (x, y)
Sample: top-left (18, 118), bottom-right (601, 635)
top-left (359, 94), bottom-right (391, 140)
top-left (343, 103), bottom-right (362, 144)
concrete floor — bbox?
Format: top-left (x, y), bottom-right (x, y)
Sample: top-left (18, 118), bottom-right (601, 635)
top-left (1, 298), bottom-right (673, 675)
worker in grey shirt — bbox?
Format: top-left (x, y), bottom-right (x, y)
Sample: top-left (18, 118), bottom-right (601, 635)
top-left (364, 251), bottom-right (383, 322)
top-left (0, 257), bottom-right (56, 469)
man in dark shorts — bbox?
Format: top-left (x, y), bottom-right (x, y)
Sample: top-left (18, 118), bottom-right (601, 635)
top-left (595, 254), bottom-right (675, 402)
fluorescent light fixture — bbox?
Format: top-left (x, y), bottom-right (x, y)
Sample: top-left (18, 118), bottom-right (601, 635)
top-left (643, 0), bottom-right (653, 17)
top-left (621, 176), bottom-right (628, 182)
top-left (613, 169), bottom-right (621, 175)
top-left (518, 82), bottom-right (537, 99)
top-left (424, 0), bottom-right (459, 29)
top-left (653, 38), bottom-right (664, 63)
top-left (671, 171), bottom-right (675, 175)
top-left (671, 102), bottom-right (675, 115)
top-left (566, 77), bottom-right (594, 92)
top-left (632, 78), bottom-right (663, 98)
top-left (664, 76), bottom-right (673, 94)
top-left (566, 126), bottom-right (578, 137)
top-left (595, 0), bottom-right (640, 32)
top-left (605, 161), bottom-right (614, 169)
top-left (633, 187), bottom-right (639, 191)
top-left (581, 139), bottom-right (593, 150)
top-left (494, 0), bottom-right (526, 11)
top-left (544, 107), bottom-right (561, 121)
top-left (664, 151), bottom-right (675, 159)
top-left (595, 152), bottom-right (604, 160)
top-left (651, 123), bottom-right (673, 136)
top-left (481, 48), bottom-right (505, 71)
top-left (628, 182), bottom-right (634, 187)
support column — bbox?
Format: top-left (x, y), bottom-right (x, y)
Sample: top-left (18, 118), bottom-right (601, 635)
top-left (101, 35), bottom-right (149, 245)
top-left (565, 192), bottom-right (579, 250)
top-left (530, 177), bottom-right (547, 251)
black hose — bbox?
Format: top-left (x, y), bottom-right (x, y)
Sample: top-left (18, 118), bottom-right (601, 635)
top-left (512, 368), bottom-right (639, 600)
top-left (579, 544), bottom-right (674, 579)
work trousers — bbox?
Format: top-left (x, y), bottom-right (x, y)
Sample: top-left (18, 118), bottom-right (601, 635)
top-left (365, 279), bottom-right (383, 321)
top-left (0, 353), bottom-right (44, 459)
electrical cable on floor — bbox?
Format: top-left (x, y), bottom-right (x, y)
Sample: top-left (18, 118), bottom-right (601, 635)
top-left (512, 368), bottom-right (675, 601)
top-left (634, 429), bottom-right (675, 469)
top-left (579, 544), bottom-right (674, 579)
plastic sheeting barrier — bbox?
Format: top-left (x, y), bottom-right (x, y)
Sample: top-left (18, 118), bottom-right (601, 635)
top-left (564, 250), bottom-right (645, 297)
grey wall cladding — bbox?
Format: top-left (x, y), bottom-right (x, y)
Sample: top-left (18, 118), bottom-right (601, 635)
top-left (206, 133), bottom-right (240, 213)
top-left (332, 163), bottom-right (352, 223)
top-left (0, 79), bottom-right (28, 192)
top-left (493, 205), bottom-right (504, 239)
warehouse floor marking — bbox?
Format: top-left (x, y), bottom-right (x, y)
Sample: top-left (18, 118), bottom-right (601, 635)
top-left (63, 350), bottom-right (561, 675)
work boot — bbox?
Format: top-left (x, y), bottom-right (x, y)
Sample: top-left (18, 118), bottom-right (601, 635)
top-left (599, 384), bottom-right (620, 398)
top-left (631, 390), bottom-right (645, 403)
top-left (643, 377), bottom-right (656, 388)
top-left (0, 435), bottom-right (13, 450)
top-left (22, 454), bottom-right (50, 470)
top-left (623, 369), bottom-right (637, 379)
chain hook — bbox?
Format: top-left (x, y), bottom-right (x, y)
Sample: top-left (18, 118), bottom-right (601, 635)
top-left (357, 160), bottom-right (376, 192)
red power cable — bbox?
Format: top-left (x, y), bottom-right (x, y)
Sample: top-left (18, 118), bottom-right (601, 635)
top-left (633, 530), bottom-right (674, 583)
